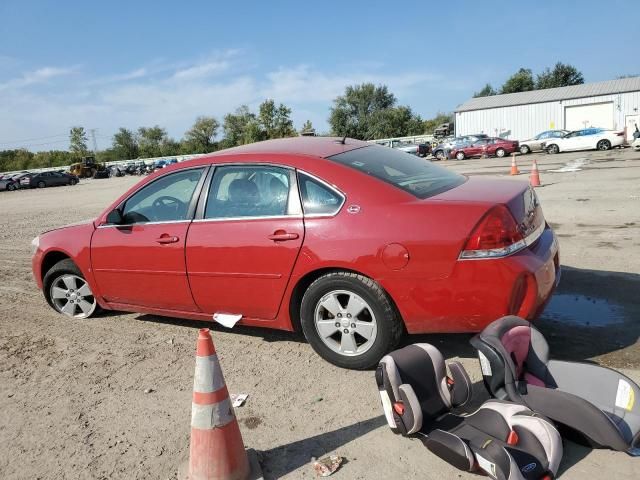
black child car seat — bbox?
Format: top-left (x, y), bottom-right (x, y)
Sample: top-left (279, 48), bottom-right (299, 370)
top-left (376, 343), bottom-right (563, 479)
top-left (471, 316), bottom-right (640, 455)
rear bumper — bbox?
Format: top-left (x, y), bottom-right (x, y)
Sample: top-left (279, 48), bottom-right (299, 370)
top-left (398, 225), bottom-right (560, 334)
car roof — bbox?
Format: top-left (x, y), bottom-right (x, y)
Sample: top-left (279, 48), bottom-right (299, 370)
top-left (206, 136), bottom-right (370, 159)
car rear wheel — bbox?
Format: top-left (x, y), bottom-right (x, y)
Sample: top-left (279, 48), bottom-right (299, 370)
top-left (597, 139), bottom-right (611, 151)
top-left (495, 148), bottom-right (506, 158)
top-left (43, 259), bottom-right (99, 319)
top-left (300, 272), bottom-right (403, 369)
top-left (434, 150), bottom-right (445, 160)
top-left (69, 178), bottom-right (78, 186)
top-left (37, 181), bottom-right (46, 188)
top-left (520, 145), bottom-right (530, 154)
top-left (547, 144), bottom-right (559, 154)
top-left (7, 183), bottom-right (16, 191)
top-left (455, 151), bottom-right (466, 160)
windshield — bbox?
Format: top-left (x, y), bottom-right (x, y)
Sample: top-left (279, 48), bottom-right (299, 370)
top-left (328, 145), bottom-right (466, 199)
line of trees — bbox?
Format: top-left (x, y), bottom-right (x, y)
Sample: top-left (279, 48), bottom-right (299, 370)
top-left (0, 61), bottom-right (587, 172)
top-left (474, 62), bottom-right (584, 97)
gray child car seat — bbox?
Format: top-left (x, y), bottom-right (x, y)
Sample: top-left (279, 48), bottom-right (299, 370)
top-left (376, 343), bottom-right (562, 479)
top-left (471, 316), bottom-right (640, 455)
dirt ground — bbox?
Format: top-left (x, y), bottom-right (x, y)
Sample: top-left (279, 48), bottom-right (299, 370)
top-left (1, 147), bottom-right (639, 479)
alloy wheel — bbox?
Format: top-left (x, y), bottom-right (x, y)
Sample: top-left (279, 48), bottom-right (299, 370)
top-left (50, 274), bottom-right (97, 318)
top-left (313, 290), bottom-right (377, 357)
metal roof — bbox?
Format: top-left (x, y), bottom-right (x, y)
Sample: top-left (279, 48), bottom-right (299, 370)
top-left (455, 76), bottom-right (640, 112)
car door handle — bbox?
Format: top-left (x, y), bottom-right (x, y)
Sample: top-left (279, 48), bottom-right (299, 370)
top-left (156, 235), bottom-right (179, 244)
top-left (268, 231), bottom-right (299, 241)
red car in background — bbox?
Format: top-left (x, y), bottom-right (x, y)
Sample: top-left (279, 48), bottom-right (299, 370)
top-left (31, 137), bottom-right (559, 369)
top-left (450, 137), bottom-right (520, 160)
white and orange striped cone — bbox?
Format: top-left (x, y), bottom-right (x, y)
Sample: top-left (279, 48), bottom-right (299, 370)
top-left (510, 153), bottom-right (520, 175)
top-left (530, 159), bottom-right (541, 187)
top-left (186, 328), bottom-right (254, 480)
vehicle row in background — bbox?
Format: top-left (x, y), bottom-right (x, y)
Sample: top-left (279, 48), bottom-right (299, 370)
top-left (542, 128), bottom-right (625, 154)
top-left (0, 170), bottom-right (78, 191)
top-left (449, 137), bottom-right (519, 160)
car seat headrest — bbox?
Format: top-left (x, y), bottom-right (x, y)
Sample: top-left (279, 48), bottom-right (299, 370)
top-left (377, 344), bottom-right (454, 435)
top-left (228, 178), bottom-right (259, 204)
top-left (447, 361), bottom-right (472, 408)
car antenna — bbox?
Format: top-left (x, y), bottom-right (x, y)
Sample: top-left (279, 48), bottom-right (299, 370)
top-left (340, 135), bottom-right (347, 144)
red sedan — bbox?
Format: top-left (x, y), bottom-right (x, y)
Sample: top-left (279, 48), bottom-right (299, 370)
top-left (450, 137), bottom-right (519, 160)
top-left (31, 137), bottom-right (559, 369)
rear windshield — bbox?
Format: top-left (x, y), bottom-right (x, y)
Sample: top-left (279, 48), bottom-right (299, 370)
top-left (328, 145), bottom-right (466, 199)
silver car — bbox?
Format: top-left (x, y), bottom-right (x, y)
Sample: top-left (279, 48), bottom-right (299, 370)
top-left (519, 130), bottom-right (568, 154)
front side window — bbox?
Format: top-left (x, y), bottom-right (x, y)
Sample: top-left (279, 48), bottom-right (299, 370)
top-left (205, 165), bottom-right (291, 219)
top-left (329, 145), bottom-right (466, 199)
top-left (298, 172), bottom-right (344, 216)
top-left (121, 168), bottom-right (204, 224)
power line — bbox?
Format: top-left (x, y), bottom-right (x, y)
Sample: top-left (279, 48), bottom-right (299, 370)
top-left (0, 132), bottom-right (70, 146)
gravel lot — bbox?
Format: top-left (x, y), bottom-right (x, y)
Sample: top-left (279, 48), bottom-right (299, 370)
top-left (1, 147), bottom-right (639, 479)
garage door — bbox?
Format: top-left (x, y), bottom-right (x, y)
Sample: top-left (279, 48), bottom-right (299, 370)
top-left (565, 102), bottom-right (614, 130)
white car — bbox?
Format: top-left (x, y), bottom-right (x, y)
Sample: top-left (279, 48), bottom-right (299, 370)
top-left (542, 128), bottom-right (625, 154)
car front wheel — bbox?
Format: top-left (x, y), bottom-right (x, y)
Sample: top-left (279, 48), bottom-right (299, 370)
top-left (43, 259), bottom-right (99, 319)
top-left (455, 151), bottom-right (465, 160)
top-left (300, 272), bottom-right (403, 369)
top-left (597, 139), bottom-right (611, 151)
top-left (520, 145), bottom-right (530, 154)
top-left (495, 148), bottom-right (506, 158)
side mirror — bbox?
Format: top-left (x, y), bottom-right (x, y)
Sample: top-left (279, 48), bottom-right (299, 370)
top-left (106, 209), bottom-right (123, 225)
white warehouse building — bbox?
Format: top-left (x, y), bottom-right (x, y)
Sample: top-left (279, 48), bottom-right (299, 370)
top-left (454, 76), bottom-right (640, 142)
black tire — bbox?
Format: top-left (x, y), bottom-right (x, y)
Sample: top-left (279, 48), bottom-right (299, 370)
top-left (43, 259), bottom-right (101, 318)
top-left (434, 150), bottom-right (445, 160)
top-left (300, 271), bottom-right (403, 369)
top-left (7, 183), bottom-right (16, 191)
top-left (520, 145), bottom-right (530, 154)
top-left (547, 144), bottom-right (559, 154)
top-left (69, 178), bottom-right (78, 185)
top-left (37, 181), bottom-right (46, 188)
top-left (597, 139), bottom-right (611, 151)
top-left (455, 151), bottom-right (465, 161)
top-left (495, 148), bottom-right (506, 158)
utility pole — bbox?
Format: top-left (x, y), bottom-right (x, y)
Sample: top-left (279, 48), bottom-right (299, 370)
top-left (89, 128), bottom-right (98, 153)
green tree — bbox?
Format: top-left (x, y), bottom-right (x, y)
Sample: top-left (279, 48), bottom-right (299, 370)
top-left (423, 112), bottom-right (454, 134)
top-left (257, 99), bottom-right (296, 139)
top-left (112, 128), bottom-right (139, 160)
top-left (300, 120), bottom-right (315, 135)
top-left (473, 83), bottom-right (497, 97)
top-left (329, 83), bottom-right (422, 139)
top-left (501, 68), bottom-right (535, 94)
top-left (222, 105), bottom-right (258, 146)
top-left (183, 116), bottom-right (220, 153)
top-left (536, 62), bottom-right (584, 89)
top-left (69, 127), bottom-right (88, 157)
top-left (137, 125), bottom-right (168, 157)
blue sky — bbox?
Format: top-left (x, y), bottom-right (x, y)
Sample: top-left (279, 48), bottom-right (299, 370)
top-left (0, 0), bottom-right (637, 151)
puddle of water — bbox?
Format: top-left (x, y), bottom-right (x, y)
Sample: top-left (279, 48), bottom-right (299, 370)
top-left (549, 157), bottom-right (590, 173)
top-left (542, 293), bottom-right (626, 327)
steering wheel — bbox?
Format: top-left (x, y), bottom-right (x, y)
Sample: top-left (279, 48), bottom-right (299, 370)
top-left (151, 195), bottom-right (185, 219)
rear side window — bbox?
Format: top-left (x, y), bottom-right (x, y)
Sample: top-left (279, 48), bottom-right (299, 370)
top-left (205, 165), bottom-right (291, 219)
top-left (297, 172), bottom-right (344, 216)
top-left (329, 145), bottom-right (466, 199)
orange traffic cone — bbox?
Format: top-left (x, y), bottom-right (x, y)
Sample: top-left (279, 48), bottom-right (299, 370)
top-left (186, 328), bottom-right (254, 480)
top-left (530, 159), bottom-right (541, 187)
top-left (510, 154), bottom-right (520, 175)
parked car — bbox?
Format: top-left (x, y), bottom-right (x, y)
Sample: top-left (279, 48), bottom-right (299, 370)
top-left (417, 143), bottom-right (431, 157)
top-left (21, 171), bottom-right (79, 188)
top-left (434, 122), bottom-right (454, 138)
top-left (154, 159), bottom-right (167, 169)
top-left (518, 130), bottom-right (568, 154)
top-left (543, 128), bottom-right (625, 154)
top-left (432, 134), bottom-right (489, 160)
top-left (0, 171), bottom-right (30, 191)
top-left (449, 137), bottom-right (519, 160)
top-left (31, 137), bottom-right (558, 369)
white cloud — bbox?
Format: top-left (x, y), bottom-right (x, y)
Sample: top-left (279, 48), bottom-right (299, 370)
top-left (0, 52), bottom-right (453, 150)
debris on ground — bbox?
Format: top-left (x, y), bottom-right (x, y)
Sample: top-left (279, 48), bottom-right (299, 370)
top-left (143, 388), bottom-right (154, 394)
top-left (230, 393), bottom-right (248, 407)
top-left (312, 455), bottom-right (343, 476)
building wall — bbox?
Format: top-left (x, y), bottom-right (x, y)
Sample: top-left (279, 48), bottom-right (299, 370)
top-left (455, 91), bottom-right (640, 140)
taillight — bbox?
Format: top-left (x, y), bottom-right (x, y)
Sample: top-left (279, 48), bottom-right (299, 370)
top-left (460, 205), bottom-right (525, 259)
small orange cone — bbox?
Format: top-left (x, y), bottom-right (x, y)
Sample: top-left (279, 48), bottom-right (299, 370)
top-left (187, 329), bottom-right (252, 480)
top-left (510, 153), bottom-right (520, 175)
top-left (530, 159), bottom-right (541, 187)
